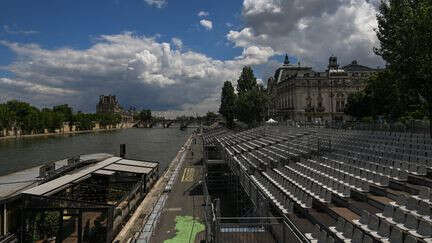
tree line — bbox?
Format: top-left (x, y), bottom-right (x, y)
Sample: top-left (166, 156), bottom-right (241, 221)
top-left (219, 66), bottom-right (268, 128)
top-left (344, 0), bottom-right (432, 136)
top-left (0, 100), bottom-right (123, 136)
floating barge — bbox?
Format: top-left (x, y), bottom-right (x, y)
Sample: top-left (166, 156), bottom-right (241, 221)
top-left (0, 153), bottom-right (159, 243)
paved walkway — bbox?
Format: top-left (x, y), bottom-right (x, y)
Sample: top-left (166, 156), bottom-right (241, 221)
top-left (114, 135), bottom-right (195, 242)
top-left (150, 137), bottom-right (206, 243)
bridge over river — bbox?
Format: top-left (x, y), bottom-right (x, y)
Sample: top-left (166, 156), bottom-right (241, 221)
top-left (133, 119), bottom-right (199, 129)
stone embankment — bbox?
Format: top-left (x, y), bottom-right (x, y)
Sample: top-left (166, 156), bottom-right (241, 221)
top-left (0, 122), bottom-right (135, 140)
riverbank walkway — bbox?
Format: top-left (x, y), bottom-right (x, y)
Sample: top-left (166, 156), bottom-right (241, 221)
top-left (149, 135), bottom-right (205, 243)
top-left (115, 133), bottom-right (206, 243)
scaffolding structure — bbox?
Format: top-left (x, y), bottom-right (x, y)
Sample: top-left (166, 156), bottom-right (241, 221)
top-left (201, 127), bottom-right (323, 243)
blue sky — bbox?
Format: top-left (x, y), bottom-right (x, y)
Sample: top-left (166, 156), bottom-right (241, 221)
top-left (0, 0), bottom-right (245, 66)
top-left (0, 0), bottom-right (382, 113)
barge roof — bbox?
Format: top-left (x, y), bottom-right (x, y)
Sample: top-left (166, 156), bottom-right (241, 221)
top-left (0, 153), bottom-right (112, 201)
top-left (23, 157), bottom-right (158, 197)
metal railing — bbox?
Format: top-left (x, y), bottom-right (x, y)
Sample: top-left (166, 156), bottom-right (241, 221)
top-left (215, 217), bottom-right (285, 243)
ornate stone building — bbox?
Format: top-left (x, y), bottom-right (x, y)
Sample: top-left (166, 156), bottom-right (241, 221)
top-left (96, 95), bottom-right (134, 122)
top-left (96, 95), bottom-right (123, 114)
top-left (267, 55), bottom-right (378, 121)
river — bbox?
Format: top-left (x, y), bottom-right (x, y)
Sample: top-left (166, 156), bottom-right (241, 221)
top-left (0, 128), bottom-right (193, 176)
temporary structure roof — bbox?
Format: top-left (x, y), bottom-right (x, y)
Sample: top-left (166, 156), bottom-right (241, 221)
top-left (104, 164), bottom-right (153, 174)
top-left (21, 156), bottom-right (158, 197)
top-left (93, 169), bottom-right (116, 176)
top-left (116, 159), bottom-right (158, 168)
top-left (266, 118), bottom-right (278, 123)
top-left (23, 157), bottom-right (122, 196)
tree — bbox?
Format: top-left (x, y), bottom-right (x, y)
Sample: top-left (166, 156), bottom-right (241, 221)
top-left (236, 66), bottom-right (257, 94)
top-left (98, 113), bottom-right (122, 128)
top-left (74, 112), bottom-right (95, 131)
top-left (375, 0), bottom-right (432, 136)
top-left (53, 104), bottom-right (73, 124)
top-left (0, 104), bottom-right (14, 135)
top-left (138, 109), bottom-right (152, 122)
top-left (40, 108), bottom-right (65, 132)
top-left (345, 92), bottom-right (371, 119)
top-left (219, 81), bottom-right (236, 128)
top-left (236, 85), bottom-right (268, 127)
top-left (366, 71), bottom-right (422, 119)
top-left (234, 67), bottom-right (268, 127)
top-left (204, 111), bottom-right (218, 125)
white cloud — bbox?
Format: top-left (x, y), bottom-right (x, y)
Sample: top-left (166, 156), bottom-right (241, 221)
top-left (3, 25), bottom-right (39, 35)
top-left (243, 0), bottom-right (281, 15)
top-left (144, 0), bottom-right (166, 8)
top-left (0, 33), bottom-right (273, 112)
top-left (200, 19), bottom-right (213, 30)
top-left (228, 0), bottom-right (384, 70)
top-left (198, 11), bottom-right (209, 17)
top-left (171, 37), bottom-right (183, 49)
top-left (235, 46), bottom-right (276, 65)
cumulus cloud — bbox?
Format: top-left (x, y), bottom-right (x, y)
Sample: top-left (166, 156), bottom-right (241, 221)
top-left (200, 19), bottom-right (213, 30)
top-left (228, 0), bottom-right (384, 70)
top-left (171, 37), bottom-right (183, 49)
top-left (0, 33), bottom-right (273, 112)
top-left (198, 11), bottom-right (209, 17)
top-left (144, 0), bottom-right (166, 8)
top-left (3, 25), bottom-right (39, 35)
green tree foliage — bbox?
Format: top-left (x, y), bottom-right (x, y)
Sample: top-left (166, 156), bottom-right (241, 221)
top-left (236, 85), bottom-right (268, 127)
top-left (345, 71), bottom-right (421, 120)
top-left (40, 108), bottom-right (65, 132)
top-left (375, 0), bottom-right (432, 135)
top-left (204, 111), bottom-right (218, 125)
top-left (236, 66), bottom-right (257, 93)
top-left (53, 104), bottom-right (73, 123)
top-left (0, 100), bottom-right (125, 136)
top-left (0, 104), bottom-right (14, 132)
top-left (98, 113), bottom-right (122, 127)
top-left (234, 66), bottom-right (268, 127)
top-left (345, 92), bottom-right (371, 119)
top-left (138, 109), bottom-right (152, 122)
top-left (219, 81), bottom-right (236, 128)
top-left (74, 112), bottom-right (95, 131)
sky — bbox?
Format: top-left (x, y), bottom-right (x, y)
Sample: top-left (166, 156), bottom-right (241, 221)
top-left (0, 0), bottom-right (384, 114)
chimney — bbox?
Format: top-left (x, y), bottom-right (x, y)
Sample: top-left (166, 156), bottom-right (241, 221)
top-left (120, 144), bottom-right (126, 158)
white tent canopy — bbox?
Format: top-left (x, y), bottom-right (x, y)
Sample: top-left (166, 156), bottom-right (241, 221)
top-left (266, 118), bottom-right (278, 124)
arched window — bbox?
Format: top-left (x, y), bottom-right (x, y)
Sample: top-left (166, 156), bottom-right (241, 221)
top-left (336, 93), bottom-right (345, 112)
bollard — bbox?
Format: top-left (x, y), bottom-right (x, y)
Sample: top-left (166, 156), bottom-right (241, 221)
top-left (120, 144), bottom-right (126, 158)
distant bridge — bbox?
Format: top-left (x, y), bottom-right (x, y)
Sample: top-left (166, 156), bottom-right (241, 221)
top-left (133, 119), bottom-right (198, 129)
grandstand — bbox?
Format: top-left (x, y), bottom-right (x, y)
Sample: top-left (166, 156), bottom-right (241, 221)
top-left (201, 125), bottom-right (432, 243)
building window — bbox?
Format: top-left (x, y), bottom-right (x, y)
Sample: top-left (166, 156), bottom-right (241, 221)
top-left (335, 93), bottom-right (345, 112)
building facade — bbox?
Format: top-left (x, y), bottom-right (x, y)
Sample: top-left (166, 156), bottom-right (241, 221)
top-left (96, 95), bottom-right (134, 123)
top-left (268, 55), bottom-right (378, 122)
top-left (96, 95), bottom-right (123, 114)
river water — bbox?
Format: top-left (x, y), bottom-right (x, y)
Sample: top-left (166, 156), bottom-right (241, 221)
top-left (0, 128), bottom-right (193, 176)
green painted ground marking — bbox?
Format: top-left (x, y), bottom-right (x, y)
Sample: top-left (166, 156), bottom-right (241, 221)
top-left (164, 216), bottom-right (205, 243)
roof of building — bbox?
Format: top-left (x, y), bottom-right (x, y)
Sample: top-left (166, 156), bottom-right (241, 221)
top-left (23, 156), bottom-right (122, 196)
top-left (116, 159), bottom-right (158, 168)
top-left (104, 163), bottom-right (153, 174)
top-left (93, 169), bottom-right (116, 176)
top-left (342, 60), bottom-right (377, 72)
top-left (17, 156), bottom-right (158, 197)
top-left (0, 153), bottom-right (112, 201)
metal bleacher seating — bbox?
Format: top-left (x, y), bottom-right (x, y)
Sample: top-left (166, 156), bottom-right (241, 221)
top-left (205, 125), bottom-right (432, 243)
